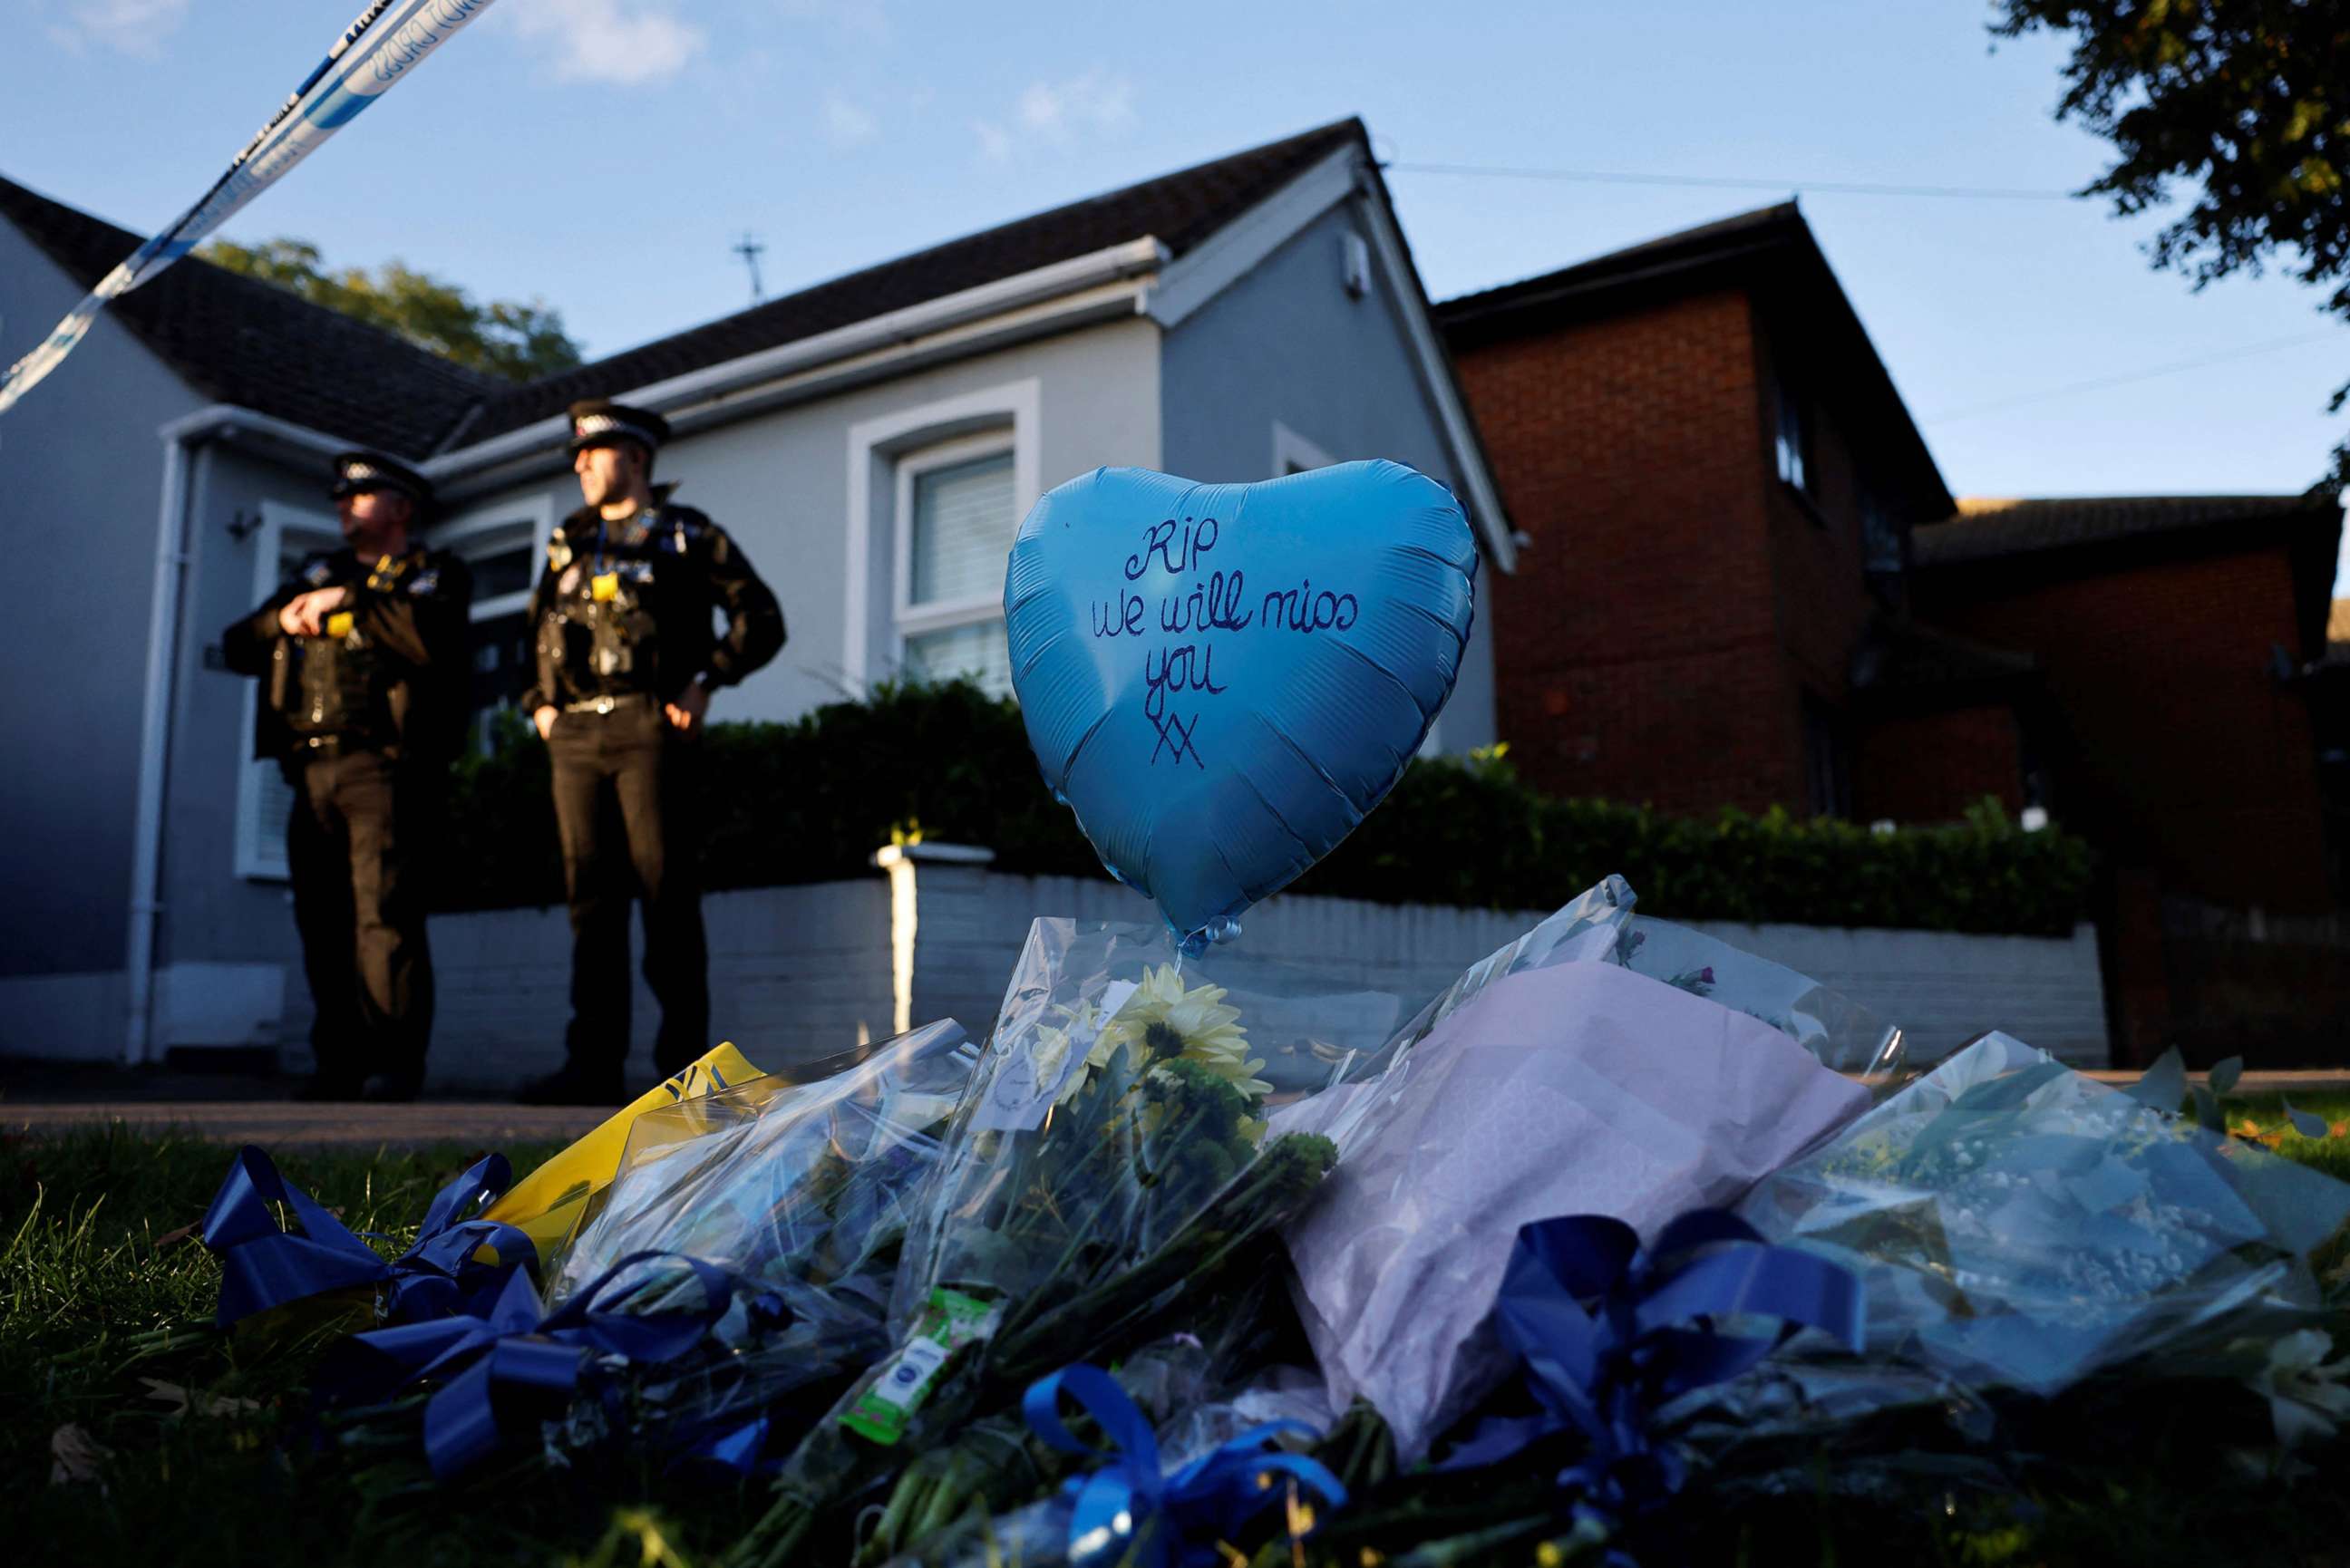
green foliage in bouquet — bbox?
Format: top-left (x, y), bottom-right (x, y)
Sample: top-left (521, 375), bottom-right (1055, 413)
top-left (433, 682), bottom-right (2091, 937)
top-left (729, 961), bottom-right (1338, 1567)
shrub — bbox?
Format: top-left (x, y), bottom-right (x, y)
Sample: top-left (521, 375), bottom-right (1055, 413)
top-left (431, 682), bottom-right (2093, 936)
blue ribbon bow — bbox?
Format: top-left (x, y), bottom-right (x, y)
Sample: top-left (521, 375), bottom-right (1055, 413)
top-left (201, 1145), bottom-right (536, 1327)
top-left (318, 1249), bottom-right (749, 1479)
top-left (1447, 1210), bottom-right (1865, 1533)
top-left (1023, 1363), bottom-right (1348, 1568)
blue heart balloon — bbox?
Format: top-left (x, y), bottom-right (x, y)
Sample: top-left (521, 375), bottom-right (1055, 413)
top-left (1005, 460), bottom-right (1477, 950)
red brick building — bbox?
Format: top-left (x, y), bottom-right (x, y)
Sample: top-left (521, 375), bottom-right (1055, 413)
top-left (1909, 498), bottom-right (2345, 1063)
top-left (1438, 204), bottom-right (2347, 1061)
top-left (1437, 203), bottom-right (2010, 819)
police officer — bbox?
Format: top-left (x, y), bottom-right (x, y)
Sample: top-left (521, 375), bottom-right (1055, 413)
top-left (222, 452), bottom-right (471, 1101)
top-left (518, 400), bottom-right (784, 1104)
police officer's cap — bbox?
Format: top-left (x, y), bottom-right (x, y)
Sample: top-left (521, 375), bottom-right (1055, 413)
top-left (329, 450), bottom-right (433, 509)
top-left (568, 399), bottom-right (670, 457)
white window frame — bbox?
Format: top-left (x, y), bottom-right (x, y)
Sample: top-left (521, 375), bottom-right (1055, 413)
top-left (893, 433), bottom-right (1021, 644)
top-left (432, 491), bottom-right (558, 624)
top-left (844, 378), bottom-right (1041, 688)
top-left (234, 500), bottom-right (341, 881)
top-left (432, 492), bottom-right (558, 749)
top-left (1271, 420), bottom-right (1335, 477)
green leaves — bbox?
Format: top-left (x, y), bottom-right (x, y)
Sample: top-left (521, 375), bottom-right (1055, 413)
top-left (198, 238), bottom-right (584, 382)
top-left (432, 681), bottom-right (2093, 936)
top-left (1988, 1), bottom-right (2350, 479)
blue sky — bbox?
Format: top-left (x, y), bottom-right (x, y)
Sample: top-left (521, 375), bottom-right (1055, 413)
top-left (5, 1), bottom-right (2347, 561)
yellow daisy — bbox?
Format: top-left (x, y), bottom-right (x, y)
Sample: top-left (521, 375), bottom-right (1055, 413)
top-left (1100, 963), bottom-right (1271, 1101)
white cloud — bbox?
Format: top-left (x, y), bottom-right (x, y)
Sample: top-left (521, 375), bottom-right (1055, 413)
top-left (971, 119), bottom-right (1015, 163)
top-left (822, 92), bottom-right (878, 147)
top-left (503, 0), bottom-right (704, 87)
top-left (974, 68), bottom-right (1136, 162)
top-left (1016, 67), bottom-right (1136, 140)
top-left (48, 0), bottom-right (189, 56)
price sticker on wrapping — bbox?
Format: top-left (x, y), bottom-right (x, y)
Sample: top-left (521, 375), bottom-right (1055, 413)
top-left (975, 979), bottom-right (1140, 1134)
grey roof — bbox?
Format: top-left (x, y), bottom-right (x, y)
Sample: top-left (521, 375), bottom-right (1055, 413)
top-left (0, 172), bottom-right (500, 460)
top-left (1914, 493), bottom-right (2342, 568)
top-left (1432, 202), bottom-right (1953, 521)
top-left (1434, 203), bottom-right (1802, 326)
top-left (3, 117), bottom-right (1372, 460)
top-left (461, 118), bottom-right (1370, 443)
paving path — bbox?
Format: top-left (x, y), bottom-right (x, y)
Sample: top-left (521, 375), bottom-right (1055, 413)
top-left (4, 1099), bottom-right (609, 1148)
top-left (7, 1068), bottom-right (2347, 1149)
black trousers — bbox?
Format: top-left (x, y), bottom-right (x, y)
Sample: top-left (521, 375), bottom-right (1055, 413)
top-left (548, 698), bottom-right (710, 1081)
top-left (287, 749), bottom-right (433, 1089)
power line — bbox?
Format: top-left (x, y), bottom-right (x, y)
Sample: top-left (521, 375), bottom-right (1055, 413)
top-left (1920, 330), bottom-right (2342, 423)
top-left (1384, 160), bottom-right (2076, 202)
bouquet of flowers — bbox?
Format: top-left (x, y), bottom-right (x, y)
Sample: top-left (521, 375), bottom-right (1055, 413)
top-left (531, 1021), bottom-right (984, 1474)
top-left (1273, 952), bottom-right (1871, 1461)
top-left (1739, 1030), bottom-right (2350, 1396)
top-left (736, 918), bottom-right (1354, 1565)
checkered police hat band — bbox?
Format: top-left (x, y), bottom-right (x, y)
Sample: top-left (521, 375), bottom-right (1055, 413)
top-left (575, 411), bottom-right (661, 449)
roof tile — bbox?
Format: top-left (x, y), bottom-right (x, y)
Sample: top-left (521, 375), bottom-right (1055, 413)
top-left (0, 174), bottom-right (500, 459)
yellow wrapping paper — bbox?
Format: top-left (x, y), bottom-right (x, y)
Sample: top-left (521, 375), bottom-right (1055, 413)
top-left (485, 1041), bottom-right (765, 1263)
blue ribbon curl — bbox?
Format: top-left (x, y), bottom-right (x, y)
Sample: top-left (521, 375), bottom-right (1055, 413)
top-left (200, 1144), bottom-right (535, 1327)
top-left (1023, 1362), bottom-right (1348, 1568)
top-left (1446, 1210), bottom-right (1865, 1540)
top-left (317, 1249), bottom-right (750, 1479)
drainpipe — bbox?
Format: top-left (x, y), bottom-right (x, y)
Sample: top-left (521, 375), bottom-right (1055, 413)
top-left (124, 427), bottom-right (198, 1065)
top-left (124, 405), bottom-right (345, 1065)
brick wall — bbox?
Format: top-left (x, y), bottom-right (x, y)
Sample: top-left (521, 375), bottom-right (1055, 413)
top-left (1452, 290), bottom-right (1802, 812)
top-left (1917, 547), bottom-right (2331, 913)
top-left (1750, 321), bottom-right (1883, 785)
top-left (1855, 702), bottom-right (2027, 823)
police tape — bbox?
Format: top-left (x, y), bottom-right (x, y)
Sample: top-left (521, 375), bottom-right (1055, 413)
top-left (0, 0), bottom-right (501, 417)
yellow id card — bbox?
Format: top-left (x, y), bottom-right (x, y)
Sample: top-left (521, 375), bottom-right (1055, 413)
top-left (325, 610), bottom-right (354, 639)
top-left (484, 1040), bottom-right (765, 1263)
top-left (590, 571), bottom-right (620, 602)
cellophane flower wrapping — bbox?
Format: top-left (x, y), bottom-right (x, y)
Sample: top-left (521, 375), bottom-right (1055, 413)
top-left (1284, 878), bottom-right (1906, 1162)
top-left (1274, 880), bottom-right (1878, 1463)
top-left (540, 1021), bottom-right (980, 1466)
top-left (1609, 913), bottom-right (1908, 1080)
top-left (743, 918), bottom-right (1378, 1563)
top-left (1738, 1031), bottom-right (2350, 1398)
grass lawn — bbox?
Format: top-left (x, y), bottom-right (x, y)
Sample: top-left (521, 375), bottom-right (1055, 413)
top-left (9, 1102), bottom-right (2350, 1567)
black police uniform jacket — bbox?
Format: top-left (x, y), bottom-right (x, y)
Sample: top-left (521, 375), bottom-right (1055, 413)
top-left (519, 490), bottom-right (784, 712)
top-left (221, 545), bottom-right (475, 769)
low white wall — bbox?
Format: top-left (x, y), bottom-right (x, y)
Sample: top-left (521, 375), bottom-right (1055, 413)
top-left (908, 861), bottom-right (2113, 1068)
top-left (1675, 918), bottom-right (2109, 1065)
top-left (11, 848), bottom-right (2110, 1085)
top-left (281, 877), bottom-right (898, 1093)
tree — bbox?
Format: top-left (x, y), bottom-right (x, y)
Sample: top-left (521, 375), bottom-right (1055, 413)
top-left (1991, 1), bottom-right (2350, 479)
top-left (199, 237), bottom-right (584, 382)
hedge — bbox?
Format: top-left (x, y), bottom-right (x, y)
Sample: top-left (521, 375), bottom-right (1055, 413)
top-left (432, 680), bottom-right (2093, 937)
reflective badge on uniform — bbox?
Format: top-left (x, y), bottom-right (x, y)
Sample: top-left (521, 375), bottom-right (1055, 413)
top-left (325, 610), bottom-right (354, 640)
top-left (304, 558), bottom-right (335, 586)
top-left (591, 571), bottom-right (620, 602)
top-left (549, 538), bottom-right (573, 572)
top-left (407, 568), bottom-right (440, 596)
